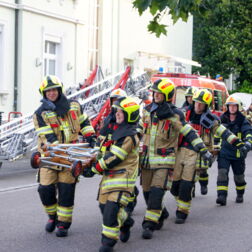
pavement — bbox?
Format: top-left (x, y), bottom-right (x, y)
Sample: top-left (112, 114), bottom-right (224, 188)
top-left (1, 154), bottom-right (252, 252)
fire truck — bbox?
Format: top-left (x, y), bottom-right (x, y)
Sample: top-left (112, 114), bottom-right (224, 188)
top-left (151, 73), bottom-right (229, 116)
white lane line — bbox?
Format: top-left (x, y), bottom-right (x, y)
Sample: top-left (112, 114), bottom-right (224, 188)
top-left (0, 183), bottom-right (38, 193)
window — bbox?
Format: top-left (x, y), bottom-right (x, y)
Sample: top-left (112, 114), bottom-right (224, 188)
top-left (44, 41), bottom-right (58, 76)
top-left (214, 90), bottom-right (223, 111)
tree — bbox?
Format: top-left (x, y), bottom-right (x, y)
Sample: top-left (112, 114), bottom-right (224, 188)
top-left (132, 0), bottom-right (228, 37)
top-left (192, 0), bottom-right (252, 88)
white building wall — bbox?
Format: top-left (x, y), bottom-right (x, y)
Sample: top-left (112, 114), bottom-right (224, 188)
top-left (0, 0), bottom-right (87, 115)
top-left (0, 0), bottom-right (193, 116)
top-left (20, 13), bottom-right (77, 113)
top-left (99, 0), bottom-right (193, 74)
top-left (0, 3), bottom-right (15, 115)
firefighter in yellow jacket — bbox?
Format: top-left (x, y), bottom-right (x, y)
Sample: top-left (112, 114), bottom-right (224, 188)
top-left (33, 75), bottom-right (96, 237)
top-left (83, 97), bottom-right (140, 252)
top-left (99, 88), bottom-right (139, 215)
top-left (140, 79), bottom-right (212, 239)
top-left (171, 89), bottom-right (247, 224)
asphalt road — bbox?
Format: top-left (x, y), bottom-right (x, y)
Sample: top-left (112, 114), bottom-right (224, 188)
top-left (1, 154), bottom-right (252, 252)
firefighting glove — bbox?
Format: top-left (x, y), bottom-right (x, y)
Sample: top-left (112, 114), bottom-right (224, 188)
top-left (86, 135), bottom-right (97, 148)
top-left (245, 141), bottom-right (252, 151)
top-left (201, 150), bottom-right (213, 167)
top-left (82, 166), bottom-right (95, 178)
top-left (238, 143), bottom-right (248, 159)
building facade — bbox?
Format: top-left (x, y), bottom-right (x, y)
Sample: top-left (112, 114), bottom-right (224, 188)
top-left (0, 0), bottom-right (193, 117)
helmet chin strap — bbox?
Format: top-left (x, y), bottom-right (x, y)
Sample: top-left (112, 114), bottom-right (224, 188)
top-left (229, 111), bottom-right (237, 115)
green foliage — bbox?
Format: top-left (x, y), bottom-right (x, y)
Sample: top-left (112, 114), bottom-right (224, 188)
top-left (236, 81), bottom-right (252, 94)
top-left (148, 20), bottom-right (167, 37)
top-left (132, 0), bottom-right (227, 37)
top-left (192, 0), bottom-right (252, 88)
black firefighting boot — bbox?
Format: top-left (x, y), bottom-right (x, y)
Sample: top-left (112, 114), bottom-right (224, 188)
top-left (99, 245), bottom-right (113, 252)
top-left (142, 221), bottom-right (155, 239)
top-left (45, 215), bottom-right (57, 233)
top-left (201, 185), bottom-right (208, 195)
top-left (99, 235), bottom-right (116, 252)
top-left (120, 217), bottom-right (135, 243)
top-left (142, 228), bottom-right (153, 239)
top-left (216, 195), bottom-right (227, 206)
top-left (236, 194), bottom-right (244, 203)
top-left (175, 210), bottom-right (187, 224)
top-left (56, 221), bottom-right (70, 237)
top-left (155, 207), bottom-right (169, 230)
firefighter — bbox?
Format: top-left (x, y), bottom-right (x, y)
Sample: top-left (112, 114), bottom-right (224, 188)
top-left (182, 87), bottom-right (198, 109)
top-left (140, 79), bottom-right (212, 239)
top-left (171, 89), bottom-right (247, 223)
top-left (83, 97), bottom-right (140, 252)
top-left (216, 95), bottom-right (252, 206)
top-left (99, 88), bottom-right (139, 215)
top-left (33, 75), bottom-right (96, 237)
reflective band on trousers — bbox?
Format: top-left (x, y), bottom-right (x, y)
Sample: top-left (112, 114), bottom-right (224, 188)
top-left (101, 179), bottom-right (136, 190)
top-left (110, 145), bottom-right (128, 160)
top-left (102, 224), bottom-right (119, 240)
top-left (36, 126), bottom-right (53, 136)
top-left (149, 156), bottom-right (175, 165)
top-left (217, 186), bottom-right (228, 191)
top-left (236, 185), bottom-right (246, 190)
top-left (177, 200), bottom-right (191, 211)
top-left (57, 206), bottom-right (73, 217)
top-left (81, 126), bottom-right (94, 135)
top-left (45, 203), bottom-right (57, 214)
top-left (215, 125), bottom-right (226, 137)
top-left (199, 176), bottom-right (208, 181)
top-left (180, 124), bottom-right (192, 136)
top-left (145, 210), bottom-right (161, 222)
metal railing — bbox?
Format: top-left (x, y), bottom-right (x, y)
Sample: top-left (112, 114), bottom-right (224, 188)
top-left (0, 69), bottom-right (149, 161)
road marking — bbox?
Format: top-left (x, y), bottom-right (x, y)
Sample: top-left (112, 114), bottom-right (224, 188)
top-left (0, 183), bottom-right (38, 193)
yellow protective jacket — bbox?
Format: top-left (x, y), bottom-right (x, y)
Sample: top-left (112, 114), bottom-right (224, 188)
top-left (97, 123), bottom-right (140, 195)
top-left (141, 102), bottom-right (207, 170)
top-left (33, 99), bottom-right (95, 153)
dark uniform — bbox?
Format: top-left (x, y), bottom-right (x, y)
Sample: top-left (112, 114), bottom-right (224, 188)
top-left (172, 103), bottom-right (246, 222)
top-left (217, 110), bottom-right (252, 204)
top-left (33, 75), bottom-right (95, 237)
